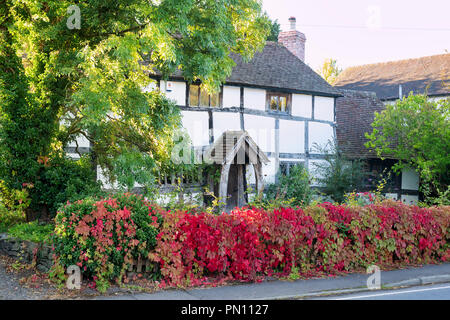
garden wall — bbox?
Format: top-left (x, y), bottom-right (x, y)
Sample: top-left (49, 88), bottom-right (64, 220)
top-left (0, 234), bottom-right (53, 272)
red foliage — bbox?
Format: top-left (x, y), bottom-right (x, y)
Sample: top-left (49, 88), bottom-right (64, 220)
top-left (150, 200), bottom-right (449, 287)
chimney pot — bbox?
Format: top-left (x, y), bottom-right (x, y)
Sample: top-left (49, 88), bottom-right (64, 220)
top-left (289, 17), bottom-right (296, 30)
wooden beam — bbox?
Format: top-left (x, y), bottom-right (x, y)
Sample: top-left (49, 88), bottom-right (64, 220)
top-left (237, 164), bottom-right (246, 207)
top-left (219, 163), bottom-right (231, 207)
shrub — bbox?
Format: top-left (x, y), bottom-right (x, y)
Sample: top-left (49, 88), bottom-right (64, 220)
top-left (0, 180), bottom-right (30, 227)
top-left (28, 155), bottom-right (104, 220)
top-left (7, 221), bottom-right (54, 243)
top-left (51, 193), bottom-right (163, 292)
top-left (50, 194), bottom-right (450, 291)
top-left (344, 192), bottom-right (382, 206)
top-left (311, 140), bottom-right (368, 203)
top-left (150, 201), bottom-right (450, 288)
top-left (263, 164), bottom-right (313, 208)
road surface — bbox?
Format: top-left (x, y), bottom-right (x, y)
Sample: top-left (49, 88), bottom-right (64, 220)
top-left (314, 283), bottom-right (450, 300)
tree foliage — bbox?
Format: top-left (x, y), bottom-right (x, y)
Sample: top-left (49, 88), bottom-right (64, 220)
top-left (266, 18), bottom-right (280, 42)
top-left (0, 0), bottom-right (271, 216)
top-left (316, 58), bottom-right (342, 85)
top-left (312, 140), bottom-right (368, 203)
top-left (365, 94), bottom-right (450, 200)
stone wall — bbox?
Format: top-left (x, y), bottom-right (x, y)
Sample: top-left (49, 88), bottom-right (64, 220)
top-left (0, 233), bottom-right (53, 272)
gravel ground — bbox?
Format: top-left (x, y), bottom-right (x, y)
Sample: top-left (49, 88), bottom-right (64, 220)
top-left (0, 254), bottom-right (88, 300)
top-left (0, 254), bottom-right (159, 300)
top-left (0, 257), bottom-right (37, 300)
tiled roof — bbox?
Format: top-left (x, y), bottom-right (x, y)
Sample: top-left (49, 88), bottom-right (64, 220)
top-left (205, 130), bottom-right (270, 165)
top-left (335, 54), bottom-right (450, 100)
top-left (150, 42), bottom-right (340, 97)
top-left (226, 42), bottom-right (340, 96)
top-left (335, 89), bottom-right (392, 159)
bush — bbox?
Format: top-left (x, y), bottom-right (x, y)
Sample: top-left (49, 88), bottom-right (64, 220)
top-left (262, 163), bottom-right (313, 208)
top-left (51, 193), bottom-right (163, 292)
top-left (29, 155), bottom-right (104, 220)
top-left (344, 192), bottom-right (382, 206)
top-left (7, 221), bottom-right (54, 243)
top-left (312, 140), bottom-right (368, 203)
top-left (0, 181), bottom-right (29, 227)
top-left (50, 194), bottom-right (449, 291)
top-left (151, 200), bottom-right (449, 287)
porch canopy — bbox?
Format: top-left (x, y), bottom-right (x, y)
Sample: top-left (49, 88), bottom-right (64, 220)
top-left (204, 130), bottom-right (270, 209)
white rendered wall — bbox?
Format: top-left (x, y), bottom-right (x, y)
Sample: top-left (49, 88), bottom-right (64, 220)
top-left (401, 167), bottom-right (420, 191)
top-left (67, 134), bottom-right (90, 149)
top-left (66, 153), bottom-right (80, 160)
top-left (280, 159), bottom-right (305, 165)
top-left (246, 164), bottom-right (256, 185)
top-left (160, 80), bottom-right (186, 105)
top-left (244, 88), bottom-right (266, 111)
top-left (154, 192), bottom-right (203, 207)
top-left (308, 159), bottom-right (327, 187)
top-left (222, 86), bottom-right (241, 108)
top-left (429, 96), bottom-right (449, 103)
top-left (292, 94), bottom-right (312, 118)
top-left (401, 194), bottom-right (419, 205)
top-left (97, 165), bottom-right (119, 190)
top-left (244, 114), bottom-right (275, 153)
top-left (314, 96), bottom-right (334, 122)
top-left (142, 80), bottom-right (159, 93)
top-left (181, 111), bottom-right (210, 147)
top-left (262, 157), bottom-right (276, 184)
top-left (246, 159), bottom-right (277, 186)
top-left (385, 193), bottom-right (398, 200)
top-left (279, 120), bottom-right (305, 153)
top-left (308, 122), bottom-right (334, 152)
top-left (213, 112), bottom-right (241, 141)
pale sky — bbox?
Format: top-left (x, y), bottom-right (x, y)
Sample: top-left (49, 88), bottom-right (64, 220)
top-left (262, 0), bottom-right (450, 71)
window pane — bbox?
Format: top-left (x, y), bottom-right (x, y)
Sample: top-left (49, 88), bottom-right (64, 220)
top-left (270, 96), bottom-right (278, 111)
top-left (280, 162), bottom-right (288, 176)
top-left (200, 88), bottom-right (210, 107)
top-left (189, 85), bottom-right (199, 107)
top-left (279, 96), bottom-right (287, 112)
top-left (210, 92), bottom-right (219, 107)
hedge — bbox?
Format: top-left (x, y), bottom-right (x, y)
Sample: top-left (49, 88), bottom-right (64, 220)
top-left (52, 196), bottom-right (450, 290)
top-left (51, 193), bottom-right (164, 291)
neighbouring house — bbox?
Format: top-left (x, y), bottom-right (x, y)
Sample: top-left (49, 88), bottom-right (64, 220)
top-left (334, 54), bottom-right (450, 204)
top-left (335, 54), bottom-right (450, 104)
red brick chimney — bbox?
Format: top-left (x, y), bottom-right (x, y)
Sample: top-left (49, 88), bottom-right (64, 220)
top-left (278, 17), bottom-right (306, 62)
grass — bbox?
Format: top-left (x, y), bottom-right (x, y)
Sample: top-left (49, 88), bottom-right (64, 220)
top-left (7, 221), bottom-right (54, 243)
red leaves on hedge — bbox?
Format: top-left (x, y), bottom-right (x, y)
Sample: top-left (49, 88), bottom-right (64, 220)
top-left (56, 194), bottom-right (449, 290)
top-left (151, 200), bottom-right (449, 288)
top-left (53, 193), bottom-right (164, 290)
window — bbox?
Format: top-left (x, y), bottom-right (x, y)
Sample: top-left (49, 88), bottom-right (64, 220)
top-left (266, 92), bottom-right (291, 113)
top-left (189, 84), bottom-right (220, 107)
top-left (280, 161), bottom-right (304, 176)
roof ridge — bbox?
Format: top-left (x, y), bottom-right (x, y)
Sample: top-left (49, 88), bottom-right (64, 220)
top-left (343, 53), bottom-right (450, 70)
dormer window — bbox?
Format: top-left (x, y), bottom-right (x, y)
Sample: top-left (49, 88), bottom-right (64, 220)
top-left (189, 84), bottom-right (220, 107)
top-left (267, 92), bottom-right (291, 114)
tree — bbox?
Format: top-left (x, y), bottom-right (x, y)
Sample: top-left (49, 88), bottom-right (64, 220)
top-left (316, 58), bottom-right (342, 85)
top-left (365, 94), bottom-right (450, 201)
top-left (266, 18), bottom-right (280, 42)
top-left (0, 0), bottom-right (271, 218)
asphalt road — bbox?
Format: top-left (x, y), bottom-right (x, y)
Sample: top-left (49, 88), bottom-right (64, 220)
top-left (315, 283), bottom-right (450, 300)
